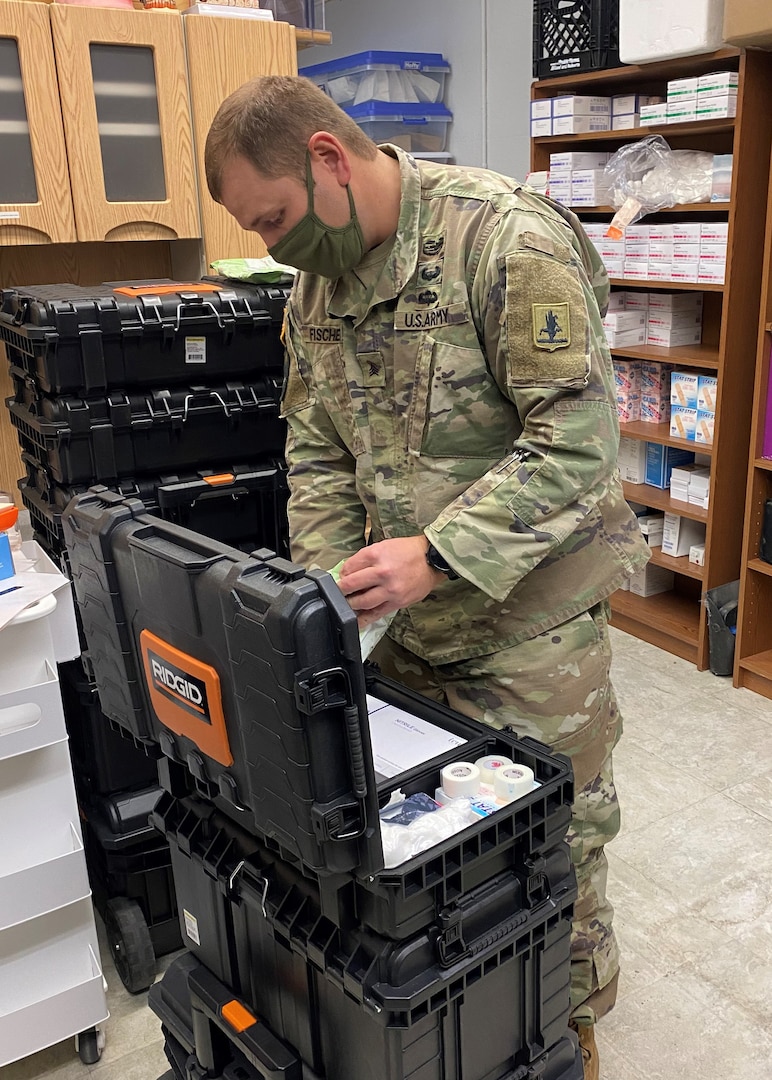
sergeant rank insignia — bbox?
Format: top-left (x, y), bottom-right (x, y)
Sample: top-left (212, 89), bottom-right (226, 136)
top-left (532, 303), bottom-right (570, 351)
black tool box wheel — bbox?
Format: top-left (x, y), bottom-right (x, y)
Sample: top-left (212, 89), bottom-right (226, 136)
top-left (105, 896), bottom-right (157, 994)
top-left (75, 1027), bottom-right (104, 1065)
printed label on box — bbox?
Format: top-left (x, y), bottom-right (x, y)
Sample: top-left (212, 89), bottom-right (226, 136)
top-left (670, 405), bottom-right (697, 441)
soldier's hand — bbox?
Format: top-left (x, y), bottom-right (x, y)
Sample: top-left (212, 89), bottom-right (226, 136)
top-left (337, 535), bottom-right (446, 628)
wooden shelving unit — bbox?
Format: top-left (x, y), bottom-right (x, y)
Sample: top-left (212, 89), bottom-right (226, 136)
top-left (734, 140), bottom-right (772, 698)
top-left (532, 48), bottom-right (772, 670)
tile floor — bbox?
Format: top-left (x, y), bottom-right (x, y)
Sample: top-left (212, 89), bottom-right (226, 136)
top-left (5, 626), bottom-right (772, 1080)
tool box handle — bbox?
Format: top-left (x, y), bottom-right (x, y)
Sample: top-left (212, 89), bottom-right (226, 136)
top-left (113, 283), bottom-right (222, 296)
top-left (188, 963), bottom-right (302, 1080)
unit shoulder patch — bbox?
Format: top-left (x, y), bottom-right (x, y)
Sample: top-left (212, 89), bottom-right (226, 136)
top-left (532, 302), bottom-right (571, 351)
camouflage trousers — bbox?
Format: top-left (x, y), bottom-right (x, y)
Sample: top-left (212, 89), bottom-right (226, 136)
top-left (371, 600), bottom-right (622, 1023)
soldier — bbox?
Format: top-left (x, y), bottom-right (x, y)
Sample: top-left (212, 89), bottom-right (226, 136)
top-left (205, 75), bottom-right (650, 1080)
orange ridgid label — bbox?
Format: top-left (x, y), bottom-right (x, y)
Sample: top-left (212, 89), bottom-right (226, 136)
top-left (139, 629), bottom-right (233, 767)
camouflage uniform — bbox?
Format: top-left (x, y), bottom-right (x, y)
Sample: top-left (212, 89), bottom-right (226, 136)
top-left (281, 145), bottom-right (650, 1020)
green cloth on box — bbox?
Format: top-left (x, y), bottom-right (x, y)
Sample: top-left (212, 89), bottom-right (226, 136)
top-left (210, 257), bottom-right (297, 284)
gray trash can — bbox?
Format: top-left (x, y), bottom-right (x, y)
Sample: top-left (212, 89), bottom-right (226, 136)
top-left (703, 580), bottom-right (739, 676)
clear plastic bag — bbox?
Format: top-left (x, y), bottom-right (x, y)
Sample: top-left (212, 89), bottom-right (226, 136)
top-left (604, 135), bottom-right (714, 238)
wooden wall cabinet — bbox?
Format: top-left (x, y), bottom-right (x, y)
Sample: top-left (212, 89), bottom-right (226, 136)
top-left (51, 5), bottom-right (200, 243)
top-left (0, 2), bottom-right (76, 245)
top-left (184, 14), bottom-right (297, 270)
top-left (531, 48), bottom-right (772, 670)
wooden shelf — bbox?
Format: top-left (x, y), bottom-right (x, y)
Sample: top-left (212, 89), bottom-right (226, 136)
top-left (619, 421), bottom-right (714, 455)
top-left (610, 342), bottom-right (719, 370)
top-left (533, 119), bottom-right (735, 146)
top-left (753, 457), bottom-right (772, 471)
top-left (648, 546), bottom-right (704, 579)
top-left (532, 49), bottom-right (740, 92)
top-left (610, 588), bottom-right (700, 663)
top-left (609, 278), bottom-right (724, 292)
top-left (738, 650), bottom-right (772, 680)
top-left (578, 203), bottom-right (729, 215)
top-left (747, 557), bottom-right (772, 578)
top-left (295, 28), bottom-right (332, 47)
top-left (622, 481), bottom-right (709, 522)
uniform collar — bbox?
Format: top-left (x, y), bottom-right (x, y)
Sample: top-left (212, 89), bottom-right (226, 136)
top-left (326, 144), bottom-right (422, 322)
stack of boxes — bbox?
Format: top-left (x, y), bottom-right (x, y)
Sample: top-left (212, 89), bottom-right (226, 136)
top-left (604, 291), bottom-right (703, 349)
top-left (611, 93), bottom-right (652, 130)
top-left (670, 370), bottom-right (717, 445)
top-left (530, 94), bottom-right (611, 136)
top-left (671, 461), bottom-right (711, 508)
top-left (640, 69), bottom-right (738, 125)
top-left (547, 151), bottom-right (610, 208)
top-left (583, 222), bottom-right (727, 284)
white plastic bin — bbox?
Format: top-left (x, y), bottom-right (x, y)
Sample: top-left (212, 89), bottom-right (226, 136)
top-left (345, 102), bottom-right (453, 154)
top-left (0, 660), bottom-right (67, 760)
top-left (0, 900), bottom-right (108, 1067)
top-left (23, 541), bottom-right (81, 663)
top-left (300, 50), bottom-right (450, 107)
top-left (619, 0), bottom-right (726, 63)
top-left (1, 593), bottom-right (58, 693)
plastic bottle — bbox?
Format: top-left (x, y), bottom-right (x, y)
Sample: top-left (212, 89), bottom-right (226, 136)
top-left (0, 503), bottom-right (20, 581)
top-left (0, 493), bottom-right (22, 554)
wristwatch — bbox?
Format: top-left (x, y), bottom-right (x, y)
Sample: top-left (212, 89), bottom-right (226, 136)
top-left (426, 543), bottom-right (460, 581)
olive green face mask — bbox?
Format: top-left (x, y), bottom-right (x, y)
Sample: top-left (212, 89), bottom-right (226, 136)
top-left (268, 151), bottom-right (365, 279)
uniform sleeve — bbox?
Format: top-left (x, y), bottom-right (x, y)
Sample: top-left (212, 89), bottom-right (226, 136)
top-left (424, 221), bottom-right (620, 603)
top-left (280, 307), bottom-right (367, 571)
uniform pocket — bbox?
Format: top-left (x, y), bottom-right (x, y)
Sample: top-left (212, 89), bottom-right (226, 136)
top-left (407, 338), bottom-right (513, 458)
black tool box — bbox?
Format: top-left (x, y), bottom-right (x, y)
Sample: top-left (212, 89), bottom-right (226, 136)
top-left (62, 487), bottom-right (573, 932)
top-left (80, 785), bottom-right (182, 994)
top-left (0, 279), bottom-right (291, 395)
top-left (7, 378), bottom-right (285, 484)
top-left (149, 791), bottom-right (579, 1080)
top-left (20, 458), bottom-right (290, 558)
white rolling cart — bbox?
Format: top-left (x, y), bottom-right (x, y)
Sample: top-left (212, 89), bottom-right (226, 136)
top-left (0, 542), bottom-right (109, 1067)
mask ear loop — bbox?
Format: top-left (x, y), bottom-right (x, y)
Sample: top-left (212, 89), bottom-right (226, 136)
top-left (305, 147), bottom-right (357, 223)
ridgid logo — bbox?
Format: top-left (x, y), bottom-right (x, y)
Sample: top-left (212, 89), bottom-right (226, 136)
top-left (148, 653), bottom-right (209, 720)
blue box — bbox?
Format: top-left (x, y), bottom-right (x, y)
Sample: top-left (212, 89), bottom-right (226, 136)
top-left (645, 443), bottom-right (695, 489)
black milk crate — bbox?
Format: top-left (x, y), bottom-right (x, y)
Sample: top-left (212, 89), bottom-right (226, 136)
top-left (20, 458), bottom-right (290, 558)
top-left (59, 659), bottom-right (160, 796)
top-left (7, 378), bottom-right (286, 485)
top-left (81, 786), bottom-right (182, 961)
top-left (61, 488), bottom-right (573, 920)
top-left (533, 0), bottom-right (620, 79)
top-left (0, 279), bottom-right (290, 395)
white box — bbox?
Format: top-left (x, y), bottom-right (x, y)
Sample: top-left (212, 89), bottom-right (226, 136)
top-left (648, 291), bottom-right (703, 311)
top-left (700, 222), bottom-right (729, 243)
top-left (689, 543), bottom-right (706, 565)
top-left (670, 405), bottom-right (698, 440)
top-left (613, 359), bottom-right (643, 390)
top-left (698, 70), bottom-right (739, 93)
top-left (673, 221), bottom-right (703, 242)
top-left (619, 0), bottom-right (726, 65)
top-left (667, 76), bottom-right (700, 100)
top-left (695, 409), bottom-right (715, 444)
top-left (638, 513), bottom-right (666, 545)
top-left (530, 99), bottom-right (553, 120)
top-left (612, 113), bottom-right (640, 130)
top-left (549, 151), bottom-right (609, 170)
top-left (650, 326), bottom-right (703, 348)
top-left (623, 260), bottom-right (650, 280)
top-left (667, 102), bottom-right (698, 124)
top-left (605, 312), bottom-right (647, 333)
top-left (625, 241), bottom-right (651, 259)
top-left (606, 291), bottom-right (628, 312)
top-left (641, 362), bottom-right (674, 391)
top-left (639, 103), bottom-right (668, 126)
top-left (699, 241), bottom-right (728, 259)
top-left (649, 242), bottom-right (674, 262)
top-left (641, 396), bottom-right (671, 423)
top-left (697, 262), bottom-right (726, 284)
top-left (607, 326), bottom-right (647, 348)
top-left (649, 223), bottom-right (675, 242)
top-left (601, 256), bottom-right (625, 276)
top-left (552, 95), bottom-right (612, 117)
top-left (670, 263), bottom-right (700, 284)
top-left (662, 513), bottom-right (706, 557)
top-left (552, 114), bottom-right (610, 135)
top-left (624, 292), bottom-right (650, 311)
top-left (628, 563), bottom-right (675, 597)
top-left (618, 436), bottom-right (647, 483)
top-left (617, 394), bottom-right (641, 423)
top-left (648, 264), bottom-right (674, 281)
top-left (697, 375), bottom-right (718, 412)
top-left (647, 309), bottom-right (703, 331)
top-left (626, 225), bottom-right (651, 241)
top-left (696, 96), bottom-right (738, 119)
top-left (613, 93), bottom-right (652, 115)
top-left (531, 118), bottom-right (553, 138)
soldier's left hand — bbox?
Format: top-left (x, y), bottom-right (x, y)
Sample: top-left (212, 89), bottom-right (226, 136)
top-left (337, 535), bottom-right (445, 628)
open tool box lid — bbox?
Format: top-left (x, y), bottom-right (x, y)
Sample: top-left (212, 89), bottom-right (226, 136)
top-left (62, 488), bottom-right (572, 882)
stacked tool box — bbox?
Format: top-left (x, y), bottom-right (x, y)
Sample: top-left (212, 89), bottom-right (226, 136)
top-left (62, 488), bottom-right (584, 1080)
top-left (1, 277), bottom-right (293, 993)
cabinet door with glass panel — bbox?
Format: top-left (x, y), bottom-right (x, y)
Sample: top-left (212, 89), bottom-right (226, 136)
top-left (0, 1), bottom-right (76, 246)
top-left (50, 5), bottom-right (200, 244)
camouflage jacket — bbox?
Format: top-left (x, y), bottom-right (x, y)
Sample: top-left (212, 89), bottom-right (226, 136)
top-left (281, 145), bottom-right (649, 664)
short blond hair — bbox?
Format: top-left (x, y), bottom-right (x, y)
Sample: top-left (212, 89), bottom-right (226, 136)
top-left (205, 76), bottom-right (378, 201)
